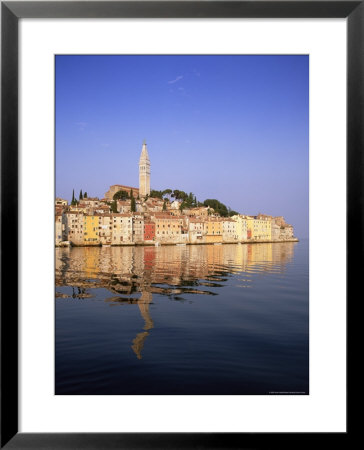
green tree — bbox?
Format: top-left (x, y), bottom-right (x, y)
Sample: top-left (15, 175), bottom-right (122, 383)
top-left (186, 192), bottom-right (194, 207)
top-left (163, 200), bottom-right (167, 211)
top-left (84, 192), bottom-right (88, 198)
top-left (110, 200), bottom-right (118, 213)
top-left (79, 189), bottom-right (83, 201)
top-left (162, 189), bottom-right (172, 200)
top-left (172, 189), bottom-right (180, 199)
top-left (131, 195), bottom-right (136, 212)
top-left (71, 189), bottom-right (76, 205)
top-left (113, 190), bottom-right (129, 201)
top-left (228, 207), bottom-right (239, 217)
top-left (203, 199), bottom-right (229, 217)
top-left (150, 190), bottom-right (163, 199)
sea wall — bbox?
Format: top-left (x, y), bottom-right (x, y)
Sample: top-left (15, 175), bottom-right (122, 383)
top-left (56, 238), bottom-right (299, 248)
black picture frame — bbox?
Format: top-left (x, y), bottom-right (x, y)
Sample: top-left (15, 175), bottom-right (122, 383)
top-left (1, 1), bottom-right (357, 448)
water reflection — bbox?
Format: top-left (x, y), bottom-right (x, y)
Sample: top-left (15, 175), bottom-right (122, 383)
top-left (56, 243), bottom-right (296, 359)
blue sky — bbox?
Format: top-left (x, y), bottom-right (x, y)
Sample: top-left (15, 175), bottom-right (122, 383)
top-left (56, 55), bottom-right (308, 238)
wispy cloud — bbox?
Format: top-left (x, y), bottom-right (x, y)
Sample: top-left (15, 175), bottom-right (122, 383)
top-left (168, 75), bottom-right (183, 84)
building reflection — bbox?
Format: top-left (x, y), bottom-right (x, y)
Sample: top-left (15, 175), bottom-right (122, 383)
top-left (56, 242), bottom-right (296, 359)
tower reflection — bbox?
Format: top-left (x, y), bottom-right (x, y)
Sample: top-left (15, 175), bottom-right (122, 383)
top-left (56, 243), bottom-right (296, 359)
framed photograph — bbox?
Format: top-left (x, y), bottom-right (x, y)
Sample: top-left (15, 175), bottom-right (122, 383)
top-left (1, 1), bottom-right (356, 448)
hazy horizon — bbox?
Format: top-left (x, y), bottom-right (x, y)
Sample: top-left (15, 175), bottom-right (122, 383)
top-left (56, 55), bottom-right (308, 238)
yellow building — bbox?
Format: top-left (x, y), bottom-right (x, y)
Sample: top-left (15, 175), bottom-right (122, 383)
top-left (153, 213), bottom-right (187, 243)
top-left (246, 216), bottom-right (272, 241)
top-left (83, 215), bottom-right (100, 245)
top-left (204, 219), bottom-right (223, 243)
top-left (231, 214), bottom-right (248, 241)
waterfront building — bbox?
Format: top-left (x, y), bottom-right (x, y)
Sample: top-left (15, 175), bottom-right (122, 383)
top-left (246, 216), bottom-right (272, 241)
top-left (144, 221), bottom-right (156, 242)
top-left (132, 214), bottom-right (145, 244)
top-left (271, 221), bottom-right (281, 240)
top-left (222, 218), bottom-right (239, 243)
top-left (83, 215), bottom-right (100, 245)
top-left (279, 224), bottom-right (294, 240)
top-left (64, 212), bottom-right (84, 245)
top-left (98, 213), bottom-right (113, 245)
top-left (84, 215), bottom-right (99, 244)
top-left (139, 141), bottom-right (151, 198)
top-left (153, 213), bottom-right (186, 243)
top-left (232, 214), bottom-right (248, 241)
top-left (55, 213), bottom-right (64, 245)
top-left (112, 213), bottom-right (133, 245)
top-left (205, 218), bottom-right (223, 243)
top-left (188, 218), bottom-right (205, 243)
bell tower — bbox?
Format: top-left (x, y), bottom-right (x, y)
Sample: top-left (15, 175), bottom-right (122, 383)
top-left (139, 140), bottom-right (150, 198)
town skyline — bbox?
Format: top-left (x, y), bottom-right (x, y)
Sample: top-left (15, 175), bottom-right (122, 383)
top-left (56, 55), bottom-right (308, 237)
top-left (56, 142), bottom-right (297, 248)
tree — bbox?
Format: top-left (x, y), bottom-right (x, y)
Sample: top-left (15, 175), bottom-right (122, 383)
top-left (203, 199), bottom-right (229, 217)
top-left (113, 190), bottom-right (129, 201)
top-left (84, 192), bottom-right (88, 198)
top-left (228, 206), bottom-right (239, 217)
top-left (150, 190), bottom-right (163, 199)
top-left (110, 200), bottom-right (118, 213)
top-left (163, 200), bottom-right (167, 211)
top-left (130, 190), bottom-right (136, 212)
top-left (79, 189), bottom-right (83, 201)
top-left (162, 189), bottom-right (172, 200)
top-left (71, 189), bottom-right (76, 206)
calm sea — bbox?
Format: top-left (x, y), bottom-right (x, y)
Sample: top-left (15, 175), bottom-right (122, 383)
top-left (55, 240), bottom-right (309, 395)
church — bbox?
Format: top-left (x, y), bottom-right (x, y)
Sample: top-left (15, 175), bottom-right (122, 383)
top-left (104, 141), bottom-right (151, 201)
